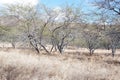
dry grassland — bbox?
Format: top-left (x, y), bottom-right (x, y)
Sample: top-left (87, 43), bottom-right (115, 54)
top-left (0, 48), bottom-right (120, 80)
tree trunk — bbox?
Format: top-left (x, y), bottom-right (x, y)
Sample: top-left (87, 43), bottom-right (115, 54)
top-left (89, 49), bottom-right (94, 56)
top-left (58, 45), bottom-right (63, 54)
top-left (50, 45), bottom-right (57, 52)
top-left (11, 42), bottom-right (15, 49)
top-left (111, 47), bottom-right (116, 57)
top-left (50, 45), bottom-right (54, 52)
top-left (111, 44), bottom-right (116, 57)
top-left (39, 43), bottom-right (50, 54)
top-left (29, 41), bottom-right (40, 54)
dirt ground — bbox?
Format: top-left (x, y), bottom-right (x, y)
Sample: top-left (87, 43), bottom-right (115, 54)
top-left (0, 48), bottom-right (120, 80)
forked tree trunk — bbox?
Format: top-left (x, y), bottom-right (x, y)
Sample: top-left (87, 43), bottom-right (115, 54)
top-left (50, 45), bottom-right (57, 52)
top-left (39, 43), bottom-right (50, 54)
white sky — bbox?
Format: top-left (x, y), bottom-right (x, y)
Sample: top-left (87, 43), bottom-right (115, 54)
top-left (0, 0), bottom-right (38, 6)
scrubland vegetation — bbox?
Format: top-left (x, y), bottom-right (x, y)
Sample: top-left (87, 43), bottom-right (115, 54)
top-left (0, 0), bottom-right (120, 80)
top-left (0, 48), bottom-right (120, 80)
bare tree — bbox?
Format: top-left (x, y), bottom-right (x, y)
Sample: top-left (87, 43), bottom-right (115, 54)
top-left (92, 0), bottom-right (120, 57)
top-left (51, 26), bottom-right (74, 53)
top-left (106, 27), bottom-right (120, 57)
top-left (50, 5), bottom-right (81, 53)
top-left (82, 30), bottom-right (100, 55)
top-left (94, 0), bottom-right (120, 15)
top-left (2, 4), bottom-right (54, 54)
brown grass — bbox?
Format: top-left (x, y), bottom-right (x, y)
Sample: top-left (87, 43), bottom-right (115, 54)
top-left (0, 48), bottom-right (120, 80)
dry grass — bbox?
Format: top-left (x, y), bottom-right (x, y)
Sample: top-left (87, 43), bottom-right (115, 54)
top-left (0, 48), bottom-right (120, 80)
